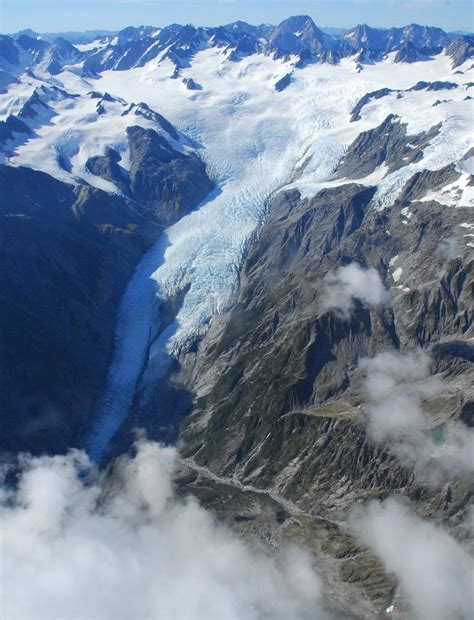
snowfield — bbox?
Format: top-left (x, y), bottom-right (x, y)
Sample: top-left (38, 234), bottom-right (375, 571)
top-left (1, 46), bottom-right (473, 458)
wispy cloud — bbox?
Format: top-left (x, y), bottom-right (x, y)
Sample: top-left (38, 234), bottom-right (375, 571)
top-left (359, 349), bottom-right (474, 480)
top-left (321, 263), bottom-right (390, 317)
top-left (350, 497), bottom-right (473, 620)
top-left (359, 349), bottom-right (439, 441)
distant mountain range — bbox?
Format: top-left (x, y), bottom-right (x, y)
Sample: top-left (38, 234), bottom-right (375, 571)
top-left (1, 15), bottom-right (473, 82)
top-left (7, 28), bottom-right (118, 44)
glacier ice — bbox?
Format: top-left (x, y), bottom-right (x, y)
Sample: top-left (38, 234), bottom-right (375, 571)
top-left (40, 49), bottom-right (472, 459)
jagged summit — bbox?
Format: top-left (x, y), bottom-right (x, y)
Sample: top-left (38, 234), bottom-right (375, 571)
top-left (267, 15), bottom-right (329, 56)
top-left (342, 23), bottom-right (388, 51)
top-left (1, 16), bottom-right (472, 79)
top-left (447, 33), bottom-right (474, 67)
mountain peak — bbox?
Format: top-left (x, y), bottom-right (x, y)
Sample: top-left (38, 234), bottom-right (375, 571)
top-left (274, 14), bottom-right (322, 35)
top-left (269, 14), bottom-right (326, 56)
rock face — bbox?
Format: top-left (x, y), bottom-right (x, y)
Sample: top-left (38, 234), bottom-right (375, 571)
top-left (274, 72), bottom-right (292, 92)
top-left (0, 35), bottom-right (20, 65)
top-left (398, 163), bottom-right (460, 202)
top-left (342, 24), bottom-right (387, 53)
top-left (126, 125), bottom-right (214, 224)
top-left (267, 15), bottom-right (330, 57)
top-left (342, 23), bottom-right (449, 57)
top-left (336, 114), bottom-right (441, 178)
top-left (0, 69), bottom-right (19, 94)
top-left (0, 114), bottom-right (31, 144)
top-left (0, 119), bottom-right (214, 454)
top-left (178, 181), bottom-right (472, 469)
top-left (182, 77), bottom-right (201, 90)
top-left (394, 40), bottom-right (426, 63)
top-left (350, 87), bottom-right (393, 121)
top-left (45, 37), bottom-right (82, 74)
top-left (447, 34), bottom-right (474, 68)
top-left (86, 147), bottom-right (130, 196)
top-left (409, 80), bottom-right (458, 91)
top-left (0, 165), bottom-right (154, 454)
top-left (150, 178), bottom-right (474, 616)
top-left (0, 17), bottom-right (466, 80)
top-left (127, 102), bottom-right (179, 141)
top-left (84, 124), bottom-right (215, 223)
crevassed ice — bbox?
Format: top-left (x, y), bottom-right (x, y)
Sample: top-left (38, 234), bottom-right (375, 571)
top-left (85, 182), bottom-right (283, 461)
top-left (84, 51), bottom-right (474, 459)
top-left (84, 65), bottom-right (355, 459)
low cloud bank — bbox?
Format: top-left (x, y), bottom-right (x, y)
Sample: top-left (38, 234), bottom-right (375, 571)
top-left (1, 440), bottom-right (327, 620)
top-left (351, 498), bottom-right (474, 620)
top-left (322, 263), bottom-right (390, 316)
top-left (360, 349), bottom-right (474, 479)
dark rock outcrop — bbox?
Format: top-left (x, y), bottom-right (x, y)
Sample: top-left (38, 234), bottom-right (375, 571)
top-left (86, 147), bottom-right (130, 195)
top-left (394, 40), bottom-right (425, 63)
top-left (182, 77), bottom-right (202, 90)
top-left (446, 34), bottom-right (474, 68)
top-left (274, 72), bottom-right (292, 92)
top-left (160, 175), bottom-right (473, 617)
top-left (0, 35), bottom-right (20, 66)
top-left (174, 181), bottom-right (473, 480)
top-left (341, 23), bottom-right (450, 62)
top-left (267, 15), bottom-right (329, 57)
top-left (0, 69), bottom-right (19, 93)
top-left (341, 24), bottom-right (387, 54)
top-left (0, 165), bottom-right (158, 454)
top-left (84, 123), bottom-right (214, 215)
top-left (126, 125), bottom-right (214, 223)
top-left (398, 163), bottom-right (460, 202)
top-left (125, 102), bottom-right (179, 141)
top-left (409, 80), bottom-right (458, 91)
top-left (336, 114), bottom-right (441, 178)
top-left (45, 37), bottom-right (83, 74)
top-left (387, 24), bottom-right (449, 52)
top-left (0, 114), bottom-right (31, 145)
top-left (350, 87), bottom-right (393, 122)
top-left (0, 120), bottom-right (214, 454)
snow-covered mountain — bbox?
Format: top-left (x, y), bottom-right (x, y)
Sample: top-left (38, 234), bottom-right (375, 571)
top-left (1, 15), bottom-right (473, 619)
top-left (1, 14), bottom-right (473, 453)
top-left (1, 16), bottom-right (473, 80)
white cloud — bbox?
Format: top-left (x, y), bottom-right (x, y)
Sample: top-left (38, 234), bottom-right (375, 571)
top-left (436, 237), bottom-right (459, 262)
top-left (359, 349), bottom-right (474, 479)
top-left (321, 263), bottom-right (390, 317)
top-left (1, 440), bottom-right (328, 620)
top-left (396, 423), bottom-right (474, 481)
top-left (350, 498), bottom-right (474, 620)
top-left (359, 349), bottom-right (439, 441)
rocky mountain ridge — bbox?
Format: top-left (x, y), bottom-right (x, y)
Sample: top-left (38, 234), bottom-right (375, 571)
top-left (168, 178), bottom-right (473, 618)
top-left (0, 16), bottom-right (473, 83)
top-left (0, 111), bottom-right (214, 454)
top-left (0, 15), bottom-right (473, 618)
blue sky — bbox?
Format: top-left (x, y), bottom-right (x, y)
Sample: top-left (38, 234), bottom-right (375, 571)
top-left (1, 0), bottom-right (473, 34)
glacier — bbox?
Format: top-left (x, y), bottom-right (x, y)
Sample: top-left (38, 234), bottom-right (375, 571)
top-left (84, 53), bottom-right (324, 459)
top-left (2, 46), bottom-right (471, 459)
